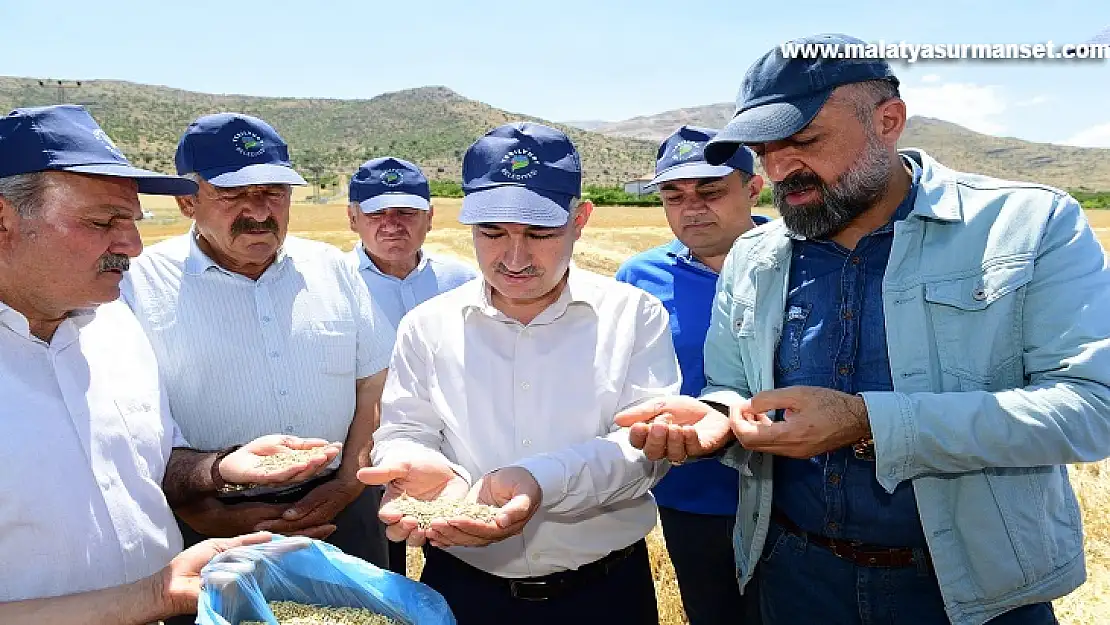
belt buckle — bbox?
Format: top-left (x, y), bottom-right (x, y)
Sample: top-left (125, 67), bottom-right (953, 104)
top-left (510, 579), bottom-right (554, 602)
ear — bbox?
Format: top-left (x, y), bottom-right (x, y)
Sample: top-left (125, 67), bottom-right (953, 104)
top-left (875, 97), bottom-right (907, 147)
top-left (176, 194), bottom-right (197, 219)
top-left (748, 174), bottom-right (765, 202)
top-left (571, 200), bottom-right (593, 241)
top-left (426, 204), bottom-right (435, 232)
top-left (0, 195), bottom-right (16, 245)
top-left (347, 204), bottom-right (359, 232)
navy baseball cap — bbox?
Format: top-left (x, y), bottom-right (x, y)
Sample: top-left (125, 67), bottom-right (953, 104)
top-left (648, 125), bottom-right (755, 188)
top-left (174, 112), bottom-right (307, 187)
top-left (349, 157), bottom-right (430, 213)
top-left (459, 122), bottom-right (581, 228)
top-left (705, 33), bottom-right (899, 165)
top-left (0, 104), bottom-right (197, 195)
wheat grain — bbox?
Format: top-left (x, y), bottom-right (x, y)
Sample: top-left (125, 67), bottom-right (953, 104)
top-left (241, 600), bottom-right (401, 625)
top-left (391, 493), bottom-right (498, 529)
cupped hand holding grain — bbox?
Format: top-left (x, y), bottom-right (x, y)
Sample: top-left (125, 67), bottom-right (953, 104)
top-left (425, 466), bottom-right (541, 549)
top-left (357, 458), bottom-right (471, 546)
top-left (220, 435), bottom-right (343, 486)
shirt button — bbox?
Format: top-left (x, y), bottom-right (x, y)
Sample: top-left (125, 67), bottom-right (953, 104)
top-left (262, 315), bottom-right (272, 323)
top-left (851, 257), bottom-right (861, 265)
top-left (827, 522), bottom-right (839, 533)
top-left (828, 474), bottom-right (841, 485)
top-left (531, 553), bottom-right (542, 561)
top-left (279, 389), bottom-right (288, 396)
top-left (521, 382), bottom-right (530, 390)
top-left (285, 426), bottom-right (294, 433)
top-left (838, 366), bottom-right (850, 376)
top-left (270, 351), bottom-right (280, 358)
top-left (842, 310), bottom-right (854, 320)
top-left (522, 439), bottom-right (532, 447)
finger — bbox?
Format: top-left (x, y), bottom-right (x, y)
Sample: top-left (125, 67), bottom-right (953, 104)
top-left (640, 421), bottom-right (672, 461)
top-left (740, 388), bottom-right (799, 418)
top-left (356, 463), bottom-right (410, 486)
top-left (385, 517), bottom-right (418, 543)
top-left (217, 531), bottom-right (274, 550)
top-left (289, 524), bottom-right (336, 540)
top-left (665, 425), bottom-right (687, 463)
top-left (628, 422), bottom-right (650, 450)
top-left (282, 437), bottom-right (334, 450)
top-left (427, 521), bottom-right (494, 548)
top-left (493, 494), bottom-right (535, 528)
top-left (614, 398), bottom-right (671, 427)
top-left (405, 529), bottom-right (428, 548)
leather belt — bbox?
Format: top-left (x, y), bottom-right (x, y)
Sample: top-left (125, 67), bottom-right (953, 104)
top-left (771, 508), bottom-right (932, 571)
top-left (426, 540), bottom-right (642, 602)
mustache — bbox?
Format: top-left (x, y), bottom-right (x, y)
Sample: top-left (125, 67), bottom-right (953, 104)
top-left (773, 172), bottom-right (824, 198)
top-left (231, 216), bottom-right (279, 237)
top-left (98, 253), bottom-right (130, 273)
top-left (496, 264), bottom-right (541, 277)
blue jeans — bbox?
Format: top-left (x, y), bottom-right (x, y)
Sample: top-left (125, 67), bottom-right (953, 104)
top-left (758, 521), bottom-right (1059, 625)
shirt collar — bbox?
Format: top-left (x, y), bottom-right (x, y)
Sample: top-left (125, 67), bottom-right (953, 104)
top-left (0, 298), bottom-right (95, 343)
top-left (184, 225), bottom-right (289, 277)
top-left (355, 244), bottom-right (428, 280)
top-left (664, 240), bottom-right (715, 273)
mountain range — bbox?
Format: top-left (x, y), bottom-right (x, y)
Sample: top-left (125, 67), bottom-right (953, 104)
top-left (2, 77), bottom-right (1108, 191)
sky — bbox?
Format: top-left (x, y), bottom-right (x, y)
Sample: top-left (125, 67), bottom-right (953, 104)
top-left (2, 0), bottom-right (1108, 147)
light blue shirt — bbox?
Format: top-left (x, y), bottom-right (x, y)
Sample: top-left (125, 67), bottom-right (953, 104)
top-left (121, 232), bottom-right (396, 451)
top-left (350, 244), bottom-right (478, 328)
top-left (702, 149), bottom-right (1110, 625)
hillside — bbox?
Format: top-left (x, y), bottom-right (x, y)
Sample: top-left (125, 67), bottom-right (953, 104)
top-left (570, 105), bottom-right (1110, 191)
top-left (0, 77), bottom-right (656, 188)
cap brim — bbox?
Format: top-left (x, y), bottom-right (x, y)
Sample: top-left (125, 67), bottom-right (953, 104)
top-left (704, 90), bottom-right (832, 165)
top-left (63, 163), bottom-right (199, 196)
top-left (200, 163), bottom-right (308, 187)
top-left (459, 185), bottom-right (572, 227)
top-left (359, 193), bottom-right (430, 213)
top-left (647, 163), bottom-right (736, 189)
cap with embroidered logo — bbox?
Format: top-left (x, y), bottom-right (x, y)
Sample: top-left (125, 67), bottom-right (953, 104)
top-left (459, 122), bottom-right (582, 228)
top-left (174, 112), bottom-right (307, 187)
top-left (0, 104), bottom-right (197, 195)
top-left (648, 125), bottom-right (755, 189)
top-left (349, 157), bottom-right (431, 213)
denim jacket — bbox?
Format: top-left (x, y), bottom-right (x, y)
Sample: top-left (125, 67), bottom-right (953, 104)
top-left (700, 149), bottom-right (1110, 625)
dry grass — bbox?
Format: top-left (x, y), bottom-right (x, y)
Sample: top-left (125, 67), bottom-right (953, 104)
top-left (138, 197), bottom-right (1110, 625)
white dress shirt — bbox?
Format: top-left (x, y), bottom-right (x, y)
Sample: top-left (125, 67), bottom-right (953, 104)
top-left (350, 244), bottom-right (478, 329)
top-left (0, 299), bottom-right (184, 602)
top-left (121, 231), bottom-right (396, 451)
top-left (372, 267), bottom-right (681, 578)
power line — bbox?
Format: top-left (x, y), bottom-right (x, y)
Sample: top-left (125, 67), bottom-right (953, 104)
top-left (37, 79), bottom-right (83, 104)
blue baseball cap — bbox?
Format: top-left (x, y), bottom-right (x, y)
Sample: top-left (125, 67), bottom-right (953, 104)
top-left (174, 112), bottom-right (307, 187)
top-left (648, 125), bottom-right (755, 188)
top-left (705, 33), bottom-right (899, 165)
top-left (0, 104), bottom-right (197, 195)
top-left (349, 157), bottom-right (430, 213)
top-left (459, 122), bottom-right (581, 228)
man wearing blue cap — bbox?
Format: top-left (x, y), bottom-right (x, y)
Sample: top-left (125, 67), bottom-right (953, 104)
top-left (0, 104), bottom-right (329, 623)
top-left (347, 156), bottom-right (477, 576)
top-left (121, 113), bottom-right (396, 590)
top-left (614, 125), bottom-right (766, 625)
top-left (359, 122), bottom-right (680, 625)
top-left (616, 33), bottom-right (1110, 625)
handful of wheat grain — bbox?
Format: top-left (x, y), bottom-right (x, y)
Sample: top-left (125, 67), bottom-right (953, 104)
top-left (255, 449), bottom-right (326, 472)
top-left (241, 600), bottom-right (401, 624)
top-left (390, 492), bottom-right (499, 529)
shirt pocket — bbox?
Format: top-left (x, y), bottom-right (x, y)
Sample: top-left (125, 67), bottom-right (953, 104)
top-left (312, 320), bottom-right (357, 376)
top-left (922, 257), bottom-right (1033, 388)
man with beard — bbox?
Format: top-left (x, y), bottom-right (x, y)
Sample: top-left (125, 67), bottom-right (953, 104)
top-left (614, 125), bottom-right (766, 625)
top-left (346, 156), bottom-right (477, 575)
top-left (614, 33), bottom-right (1110, 624)
top-left (121, 113), bottom-right (396, 624)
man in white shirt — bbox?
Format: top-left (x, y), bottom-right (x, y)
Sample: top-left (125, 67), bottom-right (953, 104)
top-left (358, 122), bottom-right (681, 625)
top-left (0, 104), bottom-right (329, 624)
top-left (346, 155), bottom-right (478, 575)
top-left (121, 113), bottom-right (396, 583)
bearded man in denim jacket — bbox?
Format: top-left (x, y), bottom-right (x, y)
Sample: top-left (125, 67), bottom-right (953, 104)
top-left (616, 33), bottom-right (1110, 625)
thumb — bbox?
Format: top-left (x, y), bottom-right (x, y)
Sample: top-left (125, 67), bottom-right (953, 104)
top-left (356, 463), bottom-right (410, 486)
top-left (496, 493), bottom-right (535, 528)
top-left (614, 398), bottom-right (670, 427)
top-left (741, 388), bottom-right (799, 418)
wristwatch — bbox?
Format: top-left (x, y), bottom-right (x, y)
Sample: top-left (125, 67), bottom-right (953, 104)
top-left (211, 444), bottom-right (254, 495)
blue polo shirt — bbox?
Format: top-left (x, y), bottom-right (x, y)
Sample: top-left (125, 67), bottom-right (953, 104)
top-left (615, 215), bottom-right (770, 516)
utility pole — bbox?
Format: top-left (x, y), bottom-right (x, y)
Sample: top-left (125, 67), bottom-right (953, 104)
top-left (38, 79), bottom-right (82, 104)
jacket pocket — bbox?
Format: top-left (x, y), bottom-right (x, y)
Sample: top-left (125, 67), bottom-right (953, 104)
top-left (775, 303), bottom-right (810, 375)
top-left (922, 257), bottom-right (1033, 387)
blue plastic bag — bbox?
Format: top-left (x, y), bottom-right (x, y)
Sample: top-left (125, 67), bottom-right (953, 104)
top-left (196, 535), bottom-right (456, 625)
